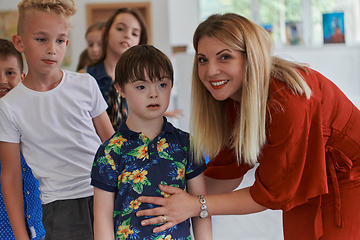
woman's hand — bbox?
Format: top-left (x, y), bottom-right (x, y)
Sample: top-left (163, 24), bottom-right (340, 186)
top-left (136, 184), bottom-right (198, 233)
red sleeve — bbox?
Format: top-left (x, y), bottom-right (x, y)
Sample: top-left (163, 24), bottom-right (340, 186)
top-left (250, 73), bottom-right (328, 211)
top-left (205, 99), bottom-right (252, 179)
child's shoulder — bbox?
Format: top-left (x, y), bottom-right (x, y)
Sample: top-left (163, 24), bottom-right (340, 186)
top-left (62, 69), bottom-right (98, 86)
top-left (164, 120), bottom-right (190, 144)
top-left (63, 69), bottom-right (93, 80)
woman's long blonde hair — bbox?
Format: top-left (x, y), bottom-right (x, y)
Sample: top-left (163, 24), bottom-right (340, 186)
top-left (191, 13), bottom-right (311, 166)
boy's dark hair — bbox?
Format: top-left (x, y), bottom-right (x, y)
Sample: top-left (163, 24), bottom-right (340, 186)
top-left (0, 39), bottom-right (24, 72)
top-left (115, 45), bottom-right (174, 89)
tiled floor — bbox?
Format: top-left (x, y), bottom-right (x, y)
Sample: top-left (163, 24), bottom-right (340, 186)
top-left (211, 166), bottom-right (284, 240)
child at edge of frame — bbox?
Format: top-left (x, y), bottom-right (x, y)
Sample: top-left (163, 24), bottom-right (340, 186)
top-left (91, 44), bottom-right (212, 240)
top-left (0, 38), bottom-right (45, 240)
top-left (0, 0), bottom-right (115, 239)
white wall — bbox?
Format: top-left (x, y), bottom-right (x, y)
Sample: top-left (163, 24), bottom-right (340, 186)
top-left (168, 0), bottom-right (199, 53)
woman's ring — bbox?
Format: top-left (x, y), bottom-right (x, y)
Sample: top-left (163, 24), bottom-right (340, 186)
top-left (162, 215), bottom-right (167, 223)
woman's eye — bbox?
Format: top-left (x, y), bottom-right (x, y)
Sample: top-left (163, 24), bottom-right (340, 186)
top-left (221, 54), bottom-right (231, 60)
top-left (198, 57), bottom-right (207, 63)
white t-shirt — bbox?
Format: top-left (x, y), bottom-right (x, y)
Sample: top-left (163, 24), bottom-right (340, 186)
top-left (0, 70), bottom-right (107, 204)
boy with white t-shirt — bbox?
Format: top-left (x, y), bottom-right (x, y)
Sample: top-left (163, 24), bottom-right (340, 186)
top-left (0, 0), bottom-right (114, 239)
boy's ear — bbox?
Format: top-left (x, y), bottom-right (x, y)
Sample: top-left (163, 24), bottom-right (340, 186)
top-left (20, 72), bottom-right (26, 80)
top-left (114, 83), bottom-right (125, 98)
top-left (66, 39), bottom-right (69, 47)
top-left (12, 34), bottom-right (25, 53)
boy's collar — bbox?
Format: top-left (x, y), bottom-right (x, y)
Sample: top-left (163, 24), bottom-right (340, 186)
top-left (119, 116), bottom-right (174, 139)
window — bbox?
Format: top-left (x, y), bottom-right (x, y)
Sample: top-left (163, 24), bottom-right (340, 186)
top-left (199, 0), bottom-right (360, 46)
top-left (199, 0), bottom-right (251, 21)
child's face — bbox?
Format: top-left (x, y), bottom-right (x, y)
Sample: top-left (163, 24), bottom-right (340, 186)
top-left (13, 12), bottom-right (69, 76)
top-left (86, 30), bottom-right (102, 60)
top-left (0, 56), bottom-right (25, 98)
top-left (107, 13), bottom-right (141, 58)
top-left (117, 74), bottom-right (172, 122)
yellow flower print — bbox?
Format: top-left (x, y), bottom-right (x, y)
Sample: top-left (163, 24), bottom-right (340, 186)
top-left (106, 153), bottom-right (116, 171)
top-left (158, 235), bottom-right (174, 240)
top-left (165, 235), bottom-right (174, 240)
top-left (117, 225), bottom-right (134, 238)
top-left (128, 170), bottom-right (148, 184)
top-left (176, 166), bottom-right (185, 180)
top-left (119, 171), bottom-right (131, 183)
top-left (129, 199), bottom-right (141, 210)
top-left (109, 135), bottom-right (127, 148)
top-left (137, 145), bottom-right (149, 159)
top-left (157, 138), bottom-right (169, 152)
top-left (160, 191), bottom-right (171, 198)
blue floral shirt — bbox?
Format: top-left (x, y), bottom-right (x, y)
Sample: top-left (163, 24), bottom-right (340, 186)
top-left (91, 117), bottom-right (206, 240)
top-left (0, 153), bottom-right (45, 240)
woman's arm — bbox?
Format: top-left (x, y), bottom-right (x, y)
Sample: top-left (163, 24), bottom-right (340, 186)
top-left (187, 173), bottom-right (212, 240)
top-left (137, 184), bottom-right (268, 233)
top-left (0, 142), bottom-right (30, 240)
top-left (94, 187), bottom-right (115, 240)
top-left (92, 111), bottom-right (115, 142)
top-left (205, 176), bottom-right (243, 194)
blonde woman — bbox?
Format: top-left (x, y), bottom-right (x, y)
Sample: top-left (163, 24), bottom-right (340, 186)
top-left (136, 13), bottom-right (360, 239)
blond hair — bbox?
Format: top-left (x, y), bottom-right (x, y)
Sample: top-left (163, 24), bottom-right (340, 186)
top-left (191, 13), bottom-right (312, 166)
top-left (17, 0), bottom-right (76, 35)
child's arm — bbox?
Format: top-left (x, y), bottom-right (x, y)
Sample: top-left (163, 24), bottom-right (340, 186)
top-left (92, 111), bottom-right (115, 142)
top-left (94, 187), bottom-right (115, 240)
top-left (187, 172), bottom-right (212, 240)
top-left (0, 142), bottom-right (30, 240)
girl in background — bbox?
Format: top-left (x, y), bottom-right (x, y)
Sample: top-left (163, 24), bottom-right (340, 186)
top-left (77, 21), bottom-right (106, 71)
top-left (87, 8), bottom-right (148, 131)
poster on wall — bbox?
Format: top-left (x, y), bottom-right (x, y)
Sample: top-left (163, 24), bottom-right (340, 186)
top-left (0, 10), bottom-right (72, 68)
top-left (0, 11), bottom-right (18, 41)
top-left (323, 12), bottom-right (345, 44)
top-left (285, 22), bottom-right (303, 45)
top-left (262, 24), bottom-right (273, 38)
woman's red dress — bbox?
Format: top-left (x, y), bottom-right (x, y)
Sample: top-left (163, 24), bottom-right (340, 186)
top-left (205, 68), bottom-right (360, 239)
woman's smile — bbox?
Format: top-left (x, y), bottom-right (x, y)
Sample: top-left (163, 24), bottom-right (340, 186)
top-left (210, 80), bottom-right (229, 89)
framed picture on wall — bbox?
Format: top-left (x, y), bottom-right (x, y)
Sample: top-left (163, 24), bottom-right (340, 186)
top-left (323, 12), bottom-right (345, 44)
top-left (262, 24), bottom-right (273, 38)
top-left (0, 11), bottom-right (18, 41)
top-left (285, 22), bottom-right (303, 45)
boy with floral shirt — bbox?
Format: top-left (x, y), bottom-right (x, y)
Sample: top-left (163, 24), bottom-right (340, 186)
top-left (91, 45), bottom-right (212, 240)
